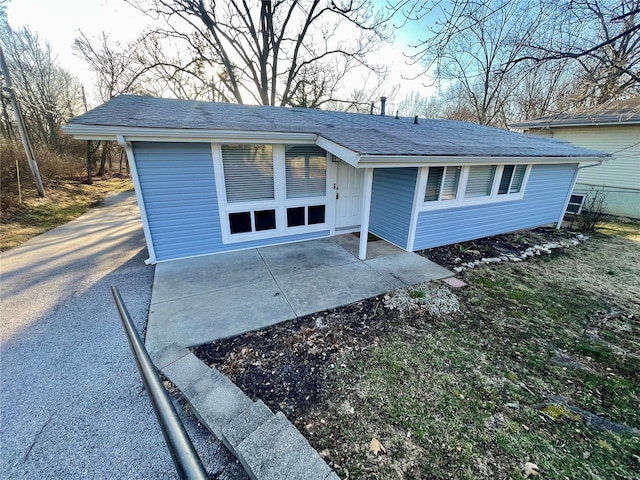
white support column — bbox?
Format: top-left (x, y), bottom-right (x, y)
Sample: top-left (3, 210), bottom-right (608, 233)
top-left (358, 168), bottom-right (374, 260)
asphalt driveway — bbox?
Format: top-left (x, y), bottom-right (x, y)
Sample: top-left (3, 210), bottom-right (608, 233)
top-left (0, 192), bottom-right (242, 479)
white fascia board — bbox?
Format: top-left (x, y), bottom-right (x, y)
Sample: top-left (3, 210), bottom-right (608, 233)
top-left (315, 136), bottom-right (360, 167)
top-left (511, 120), bottom-right (640, 129)
top-left (356, 155), bottom-right (607, 168)
top-left (62, 124), bottom-right (318, 144)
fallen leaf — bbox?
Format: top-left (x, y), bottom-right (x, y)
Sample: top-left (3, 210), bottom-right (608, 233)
top-left (523, 462), bottom-right (539, 477)
top-left (369, 437), bottom-right (385, 456)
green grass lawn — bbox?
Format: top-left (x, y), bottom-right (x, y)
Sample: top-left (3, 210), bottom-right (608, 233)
top-left (307, 224), bottom-right (640, 479)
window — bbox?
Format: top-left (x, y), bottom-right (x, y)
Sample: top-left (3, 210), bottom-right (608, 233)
top-left (286, 205), bottom-right (326, 228)
top-left (285, 145), bottom-right (326, 199)
top-left (465, 165), bottom-right (496, 198)
top-left (498, 165), bottom-right (527, 195)
top-left (216, 143), bottom-right (329, 241)
top-left (222, 144), bottom-right (274, 203)
top-left (424, 166), bottom-right (461, 202)
top-left (422, 164), bottom-right (529, 209)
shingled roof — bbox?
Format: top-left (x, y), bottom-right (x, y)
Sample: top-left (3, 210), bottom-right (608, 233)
top-left (65, 95), bottom-right (605, 160)
top-left (510, 97), bottom-right (640, 129)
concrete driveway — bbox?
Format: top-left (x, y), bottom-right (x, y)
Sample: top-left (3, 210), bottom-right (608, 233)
top-left (0, 192), bottom-right (242, 479)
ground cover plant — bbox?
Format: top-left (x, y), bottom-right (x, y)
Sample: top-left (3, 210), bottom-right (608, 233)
top-left (194, 223), bottom-right (640, 479)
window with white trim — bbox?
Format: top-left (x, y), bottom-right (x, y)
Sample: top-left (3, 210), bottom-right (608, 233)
top-left (424, 166), bottom-right (461, 202)
top-left (222, 144), bottom-right (274, 202)
top-left (498, 164), bottom-right (527, 195)
top-left (422, 164), bottom-right (530, 209)
top-left (221, 144), bottom-right (277, 235)
top-left (216, 143), bottom-right (329, 242)
top-left (285, 145), bottom-right (326, 199)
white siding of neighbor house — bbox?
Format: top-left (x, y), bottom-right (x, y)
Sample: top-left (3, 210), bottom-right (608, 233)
top-left (532, 125), bottom-right (639, 218)
top-left (412, 163), bottom-right (577, 250)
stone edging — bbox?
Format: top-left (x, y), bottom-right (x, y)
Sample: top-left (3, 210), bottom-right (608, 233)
top-left (451, 234), bottom-right (589, 273)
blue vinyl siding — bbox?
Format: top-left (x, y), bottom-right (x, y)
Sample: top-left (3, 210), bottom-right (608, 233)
top-left (134, 142), bottom-right (331, 261)
top-left (134, 142), bottom-right (221, 261)
top-left (412, 163), bottom-right (577, 250)
top-left (369, 168), bottom-right (418, 249)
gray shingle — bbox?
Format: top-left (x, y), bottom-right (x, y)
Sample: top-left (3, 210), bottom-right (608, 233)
top-left (510, 97), bottom-right (640, 128)
top-left (67, 95), bottom-right (605, 158)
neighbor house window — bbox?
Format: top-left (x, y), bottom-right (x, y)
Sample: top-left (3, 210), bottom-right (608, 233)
top-left (422, 164), bottom-right (529, 209)
top-left (424, 166), bottom-right (461, 202)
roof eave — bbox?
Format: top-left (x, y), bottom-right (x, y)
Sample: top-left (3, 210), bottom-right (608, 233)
top-left (61, 124), bottom-right (318, 143)
top-left (510, 120), bottom-right (640, 129)
top-left (357, 154), bottom-right (607, 168)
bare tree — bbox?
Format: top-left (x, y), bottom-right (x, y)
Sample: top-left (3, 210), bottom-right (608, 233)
top-left (518, 0), bottom-right (640, 105)
top-left (125, 0), bottom-right (389, 106)
top-left (403, 0), bottom-right (552, 126)
top-left (1, 17), bottom-right (83, 150)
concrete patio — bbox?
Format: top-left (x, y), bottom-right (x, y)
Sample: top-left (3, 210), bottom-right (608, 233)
top-left (145, 234), bottom-right (452, 352)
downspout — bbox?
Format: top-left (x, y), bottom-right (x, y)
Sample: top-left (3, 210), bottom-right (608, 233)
top-left (117, 135), bottom-right (157, 265)
top-left (556, 158), bottom-right (606, 229)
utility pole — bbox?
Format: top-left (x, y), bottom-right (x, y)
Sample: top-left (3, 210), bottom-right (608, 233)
top-left (0, 45), bottom-right (45, 197)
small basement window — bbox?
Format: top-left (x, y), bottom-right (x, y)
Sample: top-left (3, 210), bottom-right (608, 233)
top-left (566, 193), bottom-right (586, 215)
top-left (229, 209), bottom-right (276, 235)
top-left (286, 204), bottom-right (326, 228)
top-left (229, 212), bottom-right (252, 234)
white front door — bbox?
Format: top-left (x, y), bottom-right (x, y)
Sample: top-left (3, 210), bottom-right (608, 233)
top-left (335, 161), bottom-right (364, 231)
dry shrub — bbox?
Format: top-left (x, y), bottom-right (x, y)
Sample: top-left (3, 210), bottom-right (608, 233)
top-left (1, 141), bottom-right (85, 208)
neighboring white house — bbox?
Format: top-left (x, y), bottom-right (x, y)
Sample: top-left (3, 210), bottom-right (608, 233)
top-left (511, 98), bottom-right (640, 219)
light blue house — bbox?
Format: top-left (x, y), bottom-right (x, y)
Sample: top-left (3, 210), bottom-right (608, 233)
top-left (63, 95), bottom-right (605, 264)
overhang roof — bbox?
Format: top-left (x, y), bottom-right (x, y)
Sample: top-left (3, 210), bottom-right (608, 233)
top-left (510, 97), bottom-right (640, 129)
top-left (64, 95), bottom-right (606, 166)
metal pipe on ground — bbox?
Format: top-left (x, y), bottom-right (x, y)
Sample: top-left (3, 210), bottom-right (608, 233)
top-left (111, 286), bottom-right (209, 480)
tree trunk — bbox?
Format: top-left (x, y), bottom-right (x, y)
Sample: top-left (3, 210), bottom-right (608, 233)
top-left (97, 141), bottom-right (108, 177)
top-left (85, 140), bottom-right (94, 185)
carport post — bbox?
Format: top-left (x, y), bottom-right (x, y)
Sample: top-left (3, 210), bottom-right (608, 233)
top-left (358, 168), bottom-right (374, 260)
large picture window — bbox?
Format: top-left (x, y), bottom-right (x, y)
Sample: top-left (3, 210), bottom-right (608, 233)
top-left (422, 164), bottom-right (529, 209)
top-left (221, 144), bottom-right (274, 203)
top-left (285, 145), bottom-right (327, 199)
top-left (216, 143), bottom-right (329, 242)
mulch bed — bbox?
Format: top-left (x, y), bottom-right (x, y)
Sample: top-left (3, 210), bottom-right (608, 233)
top-left (192, 226), bottom-right (577, 423)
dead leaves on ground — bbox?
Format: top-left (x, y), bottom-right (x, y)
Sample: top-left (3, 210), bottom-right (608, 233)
top-left (523, 462), bottom-right (540, 477)
top-left (369, 437), bottom-right (385, 456)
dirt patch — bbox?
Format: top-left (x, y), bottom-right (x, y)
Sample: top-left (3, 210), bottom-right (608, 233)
top-left (194, 298), bottom-right (389, 417)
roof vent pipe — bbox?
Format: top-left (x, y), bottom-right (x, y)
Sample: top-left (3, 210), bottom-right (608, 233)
top-left (395, 110), bottom-right (399, 119)
top-left (370, 102), bottom-right (374, 115)
top-left (414, 115), bottom-right (419, 125)
top-left (380, 96), bottom-right (387, 116)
